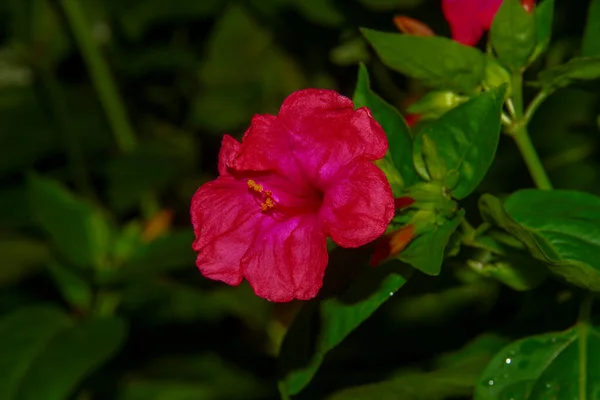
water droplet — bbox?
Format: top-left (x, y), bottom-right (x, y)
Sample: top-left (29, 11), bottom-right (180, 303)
top-left (488, 380), bottom-right (494, 386)
top-left (389, 292), bottom-right (394, 296)
top-left (546, 383), bottom-right (552, 389)
top-left (505, 358), bottom-right (512, 364)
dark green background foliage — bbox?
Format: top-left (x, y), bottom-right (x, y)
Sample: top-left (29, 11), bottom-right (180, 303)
top-left (1, 0), bottom-right (599, 399)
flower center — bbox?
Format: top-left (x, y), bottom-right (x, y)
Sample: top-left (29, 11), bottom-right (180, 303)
top-left (246, 178), bottom-right (322, 216)
top-left (247, 179), bottom-right (276, 211)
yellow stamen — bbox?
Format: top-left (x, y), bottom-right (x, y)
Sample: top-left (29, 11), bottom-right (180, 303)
top-left (261, 197), bottom-right (275, 211)
top-left (247, 179), bottom-right (263, 192)
top-left (248, 179), bottom-right (276, 212)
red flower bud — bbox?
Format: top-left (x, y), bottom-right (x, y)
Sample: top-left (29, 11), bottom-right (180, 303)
top-left (370, 224), bottom-right (415, 267)
top-left (394, 196), bottom-right (415, 210)
top-left (393, 16), bottom-right (435, 37)
top-left (404, 113), bottom-right (422, 127)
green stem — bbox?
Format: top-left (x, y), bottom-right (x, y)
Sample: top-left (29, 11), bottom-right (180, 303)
top-left (278, 382), bottom-right (291, 400)
top-left (57, 0), bottom-right (160, 217)
top-left (58, 0), bottom-right (136, 153)
top-left (578, 293), bottom-right (594, 400)
top-left (510, 73), bottom-right (553, 190)
top-left (523, 89), bottom-right (551, 125)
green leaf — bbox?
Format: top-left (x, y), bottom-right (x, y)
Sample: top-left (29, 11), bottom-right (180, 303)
top-left (583, 0), bottom-right (600, 57)
top-left (412, 86), bottom-right (506, 199)
top-left (467, 234), bottom-right (548, 291)
top-left (399, 209), bottom-right (465, 275)
top-left (353, 64), bottom-right (418, 190)
top-left (475, 320), bottom-right (600, 399)
top-left (479, 190), bottom-right (600, 292)
top-left (0, 236), bottom-right (49, 285)
top-left (278, 261), bottom-right (411, 396)
top-left (290, 0), bottom-right (343, 27)
top-left (47, 261), bottom-right (93, 311)
top-left (361, 29), bottom-right (487, 93)
top-left (531, 0), bottom-right (554, 61)
top-left (27, 175), bottom-right (111, 269)
top-left (0, 305), bottom-right (127, 400)
top-left (490, 0), bottom-right (536, 70)
top-left (329, 333), bottom-right (509, 400)
top-left (539, 56), bottom-right (600, 91)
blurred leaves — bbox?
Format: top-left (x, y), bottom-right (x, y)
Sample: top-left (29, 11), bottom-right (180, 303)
top-left (27, 174), bottom-right (112, 269)
top-left (0, 236), bottom-right (49, 285)
top-left (539, 56), bottom-right (600, 91)
top-left (583, 0), bottom-right (600, 57)
top-left (328, 333), bottom-right (509, 400)
top-left (105, 134), bottom-right (196, 212)
top-left (119, 353), bottom-right (270, 400)
top-left (0, 305), bottom-right (126, 400)
top-left (188, 5), bottom-right (309, 132)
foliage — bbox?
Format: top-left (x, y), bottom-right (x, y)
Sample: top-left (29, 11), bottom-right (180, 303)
top-left (1, 0), bottom-right (600, 399)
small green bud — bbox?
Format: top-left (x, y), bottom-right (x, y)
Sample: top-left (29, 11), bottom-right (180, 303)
top-left (482, 57), bottom-right (511, 95)
top-left (407, 90), bottom-right (465, 121)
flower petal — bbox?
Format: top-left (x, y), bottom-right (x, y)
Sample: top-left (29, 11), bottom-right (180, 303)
top-left (218, 134), bottom-right (242, 176)
top-left (321, 160), bottom-right (394, 248)
top-left (242, 216), bottom-right (328, 302)
top-left (442, 0), bottom-right (489, 46)
top-left (278, 89), bottom-right (388, 184)
top-left (227, 114), bottom-right (307, 181)
top-left (191, 176), bottom-right (261, 285)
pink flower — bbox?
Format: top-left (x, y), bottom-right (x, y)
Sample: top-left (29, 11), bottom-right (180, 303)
top-left (190, 89), bottom-right (395, 302)
top-left (442, 0), bottom-right (534, 46)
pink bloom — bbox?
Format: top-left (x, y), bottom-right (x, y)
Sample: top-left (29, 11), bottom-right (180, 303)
top-left (190, 89), bottom-right (395, 302)
top-left (442, 0), bottom-right (534, 46)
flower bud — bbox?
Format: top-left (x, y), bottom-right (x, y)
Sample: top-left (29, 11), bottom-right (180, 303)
top-left (393, 16), bottom-right (435, 37)
top-left (482, 58), bottom-right (511, 95)
top-left (406, 91), bottom-right (465, 121)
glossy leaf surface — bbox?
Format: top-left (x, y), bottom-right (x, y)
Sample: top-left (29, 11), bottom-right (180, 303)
top-left (361, 29), bottom-right (487, 93)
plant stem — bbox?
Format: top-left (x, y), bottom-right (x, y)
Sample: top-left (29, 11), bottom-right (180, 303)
top-left (58, 0), bottom-right (160, 217)
top-left (510, 73), bottom-right (553, 190)
top-left (523, 89), bottom-right (551, 125)
top-left (578, 293), bottom-right (594, 400)
top-left (278, 382), bottom-right (291, 400)
top-left (58, 0), bottom-right (136, 153)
